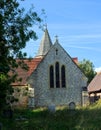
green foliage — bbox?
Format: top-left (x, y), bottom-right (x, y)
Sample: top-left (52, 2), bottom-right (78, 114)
top-left (1, 104), bottom-right (101, 130)
top-left (0, 0), bottom-right (43, 110)
top-left (79, 59), bottom-right (96, 83)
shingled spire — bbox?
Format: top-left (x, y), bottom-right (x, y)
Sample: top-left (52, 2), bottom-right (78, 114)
top-left (36, 28), bottom-right (52, 57)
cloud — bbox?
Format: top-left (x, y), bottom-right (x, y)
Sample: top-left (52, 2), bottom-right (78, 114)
top-left (64, 45), bottom-right (101, 52)
top-left (49, 23), bottom-right (101, 30)
top-left (67, 34), bottom-right (101, 39)
top-left (65, 45), bottom-right (101, 51)
top-left (59, 33), bottom-right (101, 45)
top-left (95, 67), bottom-right (101, 73)
top-left (60, 34), bottom-right (101, 42)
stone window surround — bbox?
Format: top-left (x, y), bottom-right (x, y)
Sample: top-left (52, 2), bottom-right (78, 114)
top-left (49, 62), bottom-right (66, 88)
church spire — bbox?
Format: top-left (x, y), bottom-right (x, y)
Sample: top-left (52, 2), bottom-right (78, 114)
top-left (36, 27), bottom-right (52, 57)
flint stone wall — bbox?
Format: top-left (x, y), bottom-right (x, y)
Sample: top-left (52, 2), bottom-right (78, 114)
top-left (28, 43), bottom-right (88, 107)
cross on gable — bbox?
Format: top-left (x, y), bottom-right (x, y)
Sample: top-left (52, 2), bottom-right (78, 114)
top-left (55, 35), bottom-right (58, 40)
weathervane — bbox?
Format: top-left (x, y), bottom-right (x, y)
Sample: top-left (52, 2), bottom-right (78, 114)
top-left (43, 23), bottom-right (47, 31)
top-left (44, 23), bottom-right (47, 28)
top-left (43, 14), bottom-right (47, 30)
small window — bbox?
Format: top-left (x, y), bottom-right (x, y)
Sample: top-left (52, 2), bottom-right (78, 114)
top-left (49, 65), bottom-right (54, 88)
top-left (55, 62), bottom-right (60, 88)
top-left (61, 65), bottom-right (66, 88)
top-left (56, 49), bottom-right (58, 55)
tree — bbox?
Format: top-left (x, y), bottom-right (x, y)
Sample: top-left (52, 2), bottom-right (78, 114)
top-left (0, 0), bottom-right (44, 110)
top-left (79, 59), bottom-right (96, 84)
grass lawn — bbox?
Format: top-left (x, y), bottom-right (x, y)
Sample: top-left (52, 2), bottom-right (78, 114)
top-left (1, 101), bottom-right (101, 130)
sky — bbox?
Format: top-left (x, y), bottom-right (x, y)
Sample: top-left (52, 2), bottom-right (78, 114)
top-left (20, 0), bottom-right (101, 71)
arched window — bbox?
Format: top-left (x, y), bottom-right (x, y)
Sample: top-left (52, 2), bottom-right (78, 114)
top-left (61, 65), bottom-right (66, 88)
top-left (55, 62), bottom-right (60, 88)
top-left (49, 65), bottom-right (54, 88)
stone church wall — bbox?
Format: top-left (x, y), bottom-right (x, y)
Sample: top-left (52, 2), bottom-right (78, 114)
top-left (28, 43), bottom-right (88, 107)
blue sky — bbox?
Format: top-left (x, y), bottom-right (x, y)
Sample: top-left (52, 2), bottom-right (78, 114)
top-left (20, 0), bottom-right (101, 71)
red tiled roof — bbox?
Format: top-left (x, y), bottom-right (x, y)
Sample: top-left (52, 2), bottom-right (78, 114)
top-left (12, 57), bottom-right (42, 86)
top-left (72, 57), bottom-right (78, 64)
top-left (88, 72), bottom-right (101, 93)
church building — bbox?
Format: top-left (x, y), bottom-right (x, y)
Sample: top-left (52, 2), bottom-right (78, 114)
top-left (13, 28), bottom-right (88, 108)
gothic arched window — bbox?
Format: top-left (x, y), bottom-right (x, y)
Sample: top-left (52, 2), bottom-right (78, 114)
top-left (49, 65), bottom-right (54, 88)
top-left (55, 62), bottom-right (60, 88)
top-left (61, 65), bottom-right (66, 88)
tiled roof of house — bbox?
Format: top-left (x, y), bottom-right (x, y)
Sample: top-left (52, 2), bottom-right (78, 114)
top-left (88, 72), bottom-right (101, 93)
top-left (12, 57), bottom-right (42, 86)
top-left (72, 57), bottom-right (78, 64)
